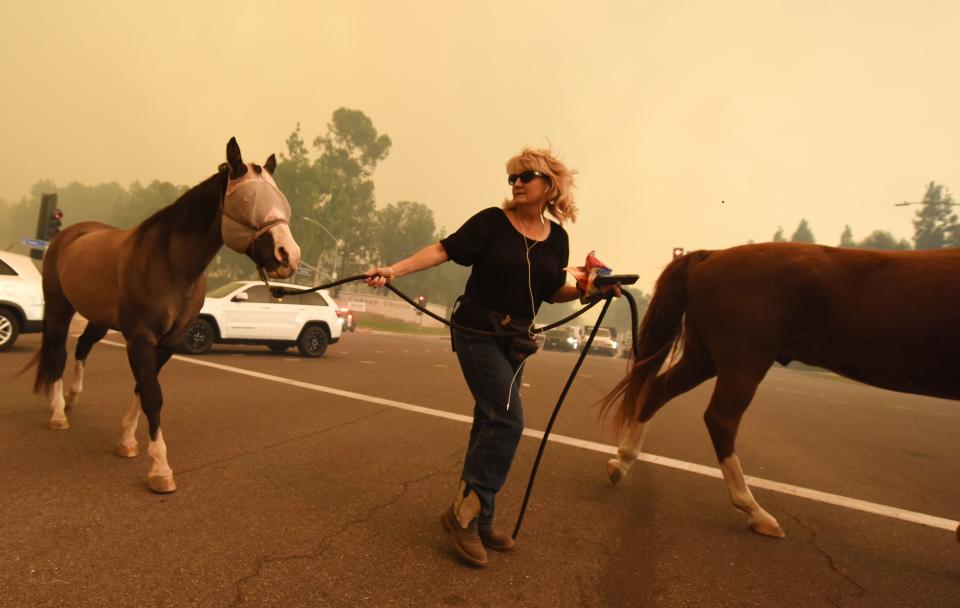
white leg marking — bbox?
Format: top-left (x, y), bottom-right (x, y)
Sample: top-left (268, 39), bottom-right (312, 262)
top-left (147, 429), bottom-right (172, 477)
top-left (720, 455), bottom-right (785, 538)
top-left (48, 380), bottom-right (69, 429)
top-left (607, 421), bottom-right (649, 484)
top-left (65, 360), bottom-right (85, 408)
top-left (117, 393), bottom-right (141, 457)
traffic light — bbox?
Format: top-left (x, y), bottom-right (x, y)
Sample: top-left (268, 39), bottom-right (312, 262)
top-left (47, 209), bottom-right (63, 240)
top-left (36, 193), bottom-right (59, 241)
top-left (672, 247), bottom-right (685, 259)
top-left (31, 193), bottom-right (59, 258)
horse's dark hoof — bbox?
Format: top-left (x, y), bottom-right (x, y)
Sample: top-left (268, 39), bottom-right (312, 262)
top-left (148, 475), bottom-right (176, 493)
top-left (48, 417), bottom-right (69, 430)
top-left (115, 443), bottom-right (138, 458)
top-left (607, 459), bottom-right (624, 485)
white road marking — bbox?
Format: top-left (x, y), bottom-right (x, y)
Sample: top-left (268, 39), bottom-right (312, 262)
top-left (433, 364), bottom-right (447, 368)
top-left (359, 360), bottom-right (376, 364)
top-left (98, 339), bottom-right (960, 535)
top-left (522, 383), bottom-right (531, 388)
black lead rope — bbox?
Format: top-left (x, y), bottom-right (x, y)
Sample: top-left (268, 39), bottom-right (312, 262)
top-left (268, 273), bottom-right (641, 539)
top-left (512, 295), bottom-right (614, 539)
top-left (270, 274), bottom-right (612, 338)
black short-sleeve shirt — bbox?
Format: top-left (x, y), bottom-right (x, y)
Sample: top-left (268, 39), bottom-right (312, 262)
top-left (440, 207), bottom-right (569, 330)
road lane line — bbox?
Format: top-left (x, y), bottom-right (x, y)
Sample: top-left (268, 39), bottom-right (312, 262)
top-left (99, 339), bottom-right (959, 534)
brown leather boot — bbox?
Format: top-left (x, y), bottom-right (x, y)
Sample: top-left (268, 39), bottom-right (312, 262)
top-left (440, 482), bottom-right (487, 567)
top-left (479, 525), bottom-right (516, 552)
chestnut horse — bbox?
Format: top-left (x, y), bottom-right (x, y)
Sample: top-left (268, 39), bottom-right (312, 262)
top-left (601, 243), bottom-right (959, 540)
top-left (26, 138), bottom-right (300, 492)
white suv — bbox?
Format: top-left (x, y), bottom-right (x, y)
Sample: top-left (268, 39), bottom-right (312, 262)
top-left (182, 281), bottom-right (342, 357)
top-left (0, 250), bottom-right (44, 352)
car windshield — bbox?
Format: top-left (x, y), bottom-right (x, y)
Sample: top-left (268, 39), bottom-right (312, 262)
top-left (207, 281), bottom-right (247, 298)
top-left (595, 329), bottom-right (612, 339)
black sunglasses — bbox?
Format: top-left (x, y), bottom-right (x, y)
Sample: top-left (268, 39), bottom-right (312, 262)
top-left (508, 170), bottom-right (546, 186)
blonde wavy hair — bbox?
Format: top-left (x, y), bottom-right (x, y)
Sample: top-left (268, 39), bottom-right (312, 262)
top-left (503, 147), bottom-right (578, 224)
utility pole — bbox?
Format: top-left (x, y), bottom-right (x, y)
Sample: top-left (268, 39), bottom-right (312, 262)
top-left (301, 217), bottom-right (343, 284)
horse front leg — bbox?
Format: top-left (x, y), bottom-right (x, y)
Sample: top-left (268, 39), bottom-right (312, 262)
top-left (126, 336), bottom-right (176, 493)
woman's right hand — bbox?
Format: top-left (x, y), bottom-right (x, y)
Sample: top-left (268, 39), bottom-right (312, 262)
top-left (363, 266), bottom-right (394, 288)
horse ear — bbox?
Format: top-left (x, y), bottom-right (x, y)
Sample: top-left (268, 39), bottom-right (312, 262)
top-left (226, 137), bottom-right (246, 179)
top-left (264, 154), bottom-right (277, 175)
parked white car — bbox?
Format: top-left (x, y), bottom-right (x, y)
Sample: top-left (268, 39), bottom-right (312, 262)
top-left (0, 250), bottom-right (44, 352)
top-left (586, 327), bottom-right (620, 357)
top-left (182, 281), bottom-right (342, 357)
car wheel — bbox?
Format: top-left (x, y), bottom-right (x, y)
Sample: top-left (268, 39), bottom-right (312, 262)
top-left (183, 319), bottom-right (214, 354)
top-left (268, 343), bottom-right (289, 353)
top-left (0, 309), bottom-right (20, 352)
top-left (297, 325), bottom-right (329, 357)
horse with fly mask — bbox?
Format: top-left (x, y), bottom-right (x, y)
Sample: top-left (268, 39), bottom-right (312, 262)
top-left (26, 137), bottom-right (300, 492)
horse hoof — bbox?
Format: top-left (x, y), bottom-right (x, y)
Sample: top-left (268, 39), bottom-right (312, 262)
top-left (148, 475), bottom-right (177, 493)
top-left (48, 418), bottom-right (70, 430)
top-left (115, 443), bottom-right (139, 458)
top-left (64, 392), bottom-right (79, 410)
top-left (606, 459), bottom-right (624, 485)
top-left (750, 520), bottom-right (786, 539)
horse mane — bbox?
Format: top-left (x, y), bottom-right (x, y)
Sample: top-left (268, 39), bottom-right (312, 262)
top-left (134, 170), bottom-right (227, 241)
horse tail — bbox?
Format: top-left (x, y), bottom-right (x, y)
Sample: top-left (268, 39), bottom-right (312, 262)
top-left (600, 250), bottom-right (711, 436)
top-left (15, 347), bottom-right (42, 381)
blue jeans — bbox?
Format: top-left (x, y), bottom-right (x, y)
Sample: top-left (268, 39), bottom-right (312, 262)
top-left (453, 329), bottom-right (525, 527)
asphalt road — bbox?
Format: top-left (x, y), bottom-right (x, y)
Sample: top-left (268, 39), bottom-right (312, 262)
top-left (1, 329), bottom-right (958, 607)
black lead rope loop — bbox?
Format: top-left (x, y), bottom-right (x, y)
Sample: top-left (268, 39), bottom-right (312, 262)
top-left (512, 295), bottom-right (615, 540)
top-left (268, 273), bottom-right (609, 338)
top-left (265, 274), bottom-right (641, 540)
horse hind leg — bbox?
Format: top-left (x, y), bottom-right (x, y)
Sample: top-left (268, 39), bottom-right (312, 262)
top-left (37, 296), bottom-right (75, 430)
top-left (608, 331), bottom-right (715, 484)
top-left (65, 323), bottom-right (109, 409)
top-left (703, 367), bottom-right (785, 539)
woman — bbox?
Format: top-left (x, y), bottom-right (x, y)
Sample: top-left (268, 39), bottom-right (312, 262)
top-left (365, 147), bottom-right (588, 567)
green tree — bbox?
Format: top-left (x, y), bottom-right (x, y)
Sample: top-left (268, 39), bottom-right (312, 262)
top-left (313, 108), bottom-right (392, 280)
top-left (912, 182), bottom-right (957, 249)
top-left (857, 230), bottom-right (911, 250)
top-left (790, 219), bottom-right (816, 243)
top-left (601, 287), bottom-right (650, 338)
top-left (111, 180), bottom-right (188, 227)
top-left (375, 201), bottom-right (439, 301)
top-left (772, 226), bottom-right (785, 242)
top-left (839, 225), bottom-right (855, 247)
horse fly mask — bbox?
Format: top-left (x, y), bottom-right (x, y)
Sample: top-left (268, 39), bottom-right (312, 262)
top-left (221, 167), bottom-right (292, 255)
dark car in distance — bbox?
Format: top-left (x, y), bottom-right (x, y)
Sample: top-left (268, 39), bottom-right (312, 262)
top-left (543, 327), bottom-right (580, 352)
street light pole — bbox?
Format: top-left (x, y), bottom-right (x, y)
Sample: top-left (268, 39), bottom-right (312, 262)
top-left (302, 217), bottom-right (342, 284)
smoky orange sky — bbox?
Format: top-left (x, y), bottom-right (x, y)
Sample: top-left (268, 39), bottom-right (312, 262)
top-left (2, 1), bottom-right (958, 291)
